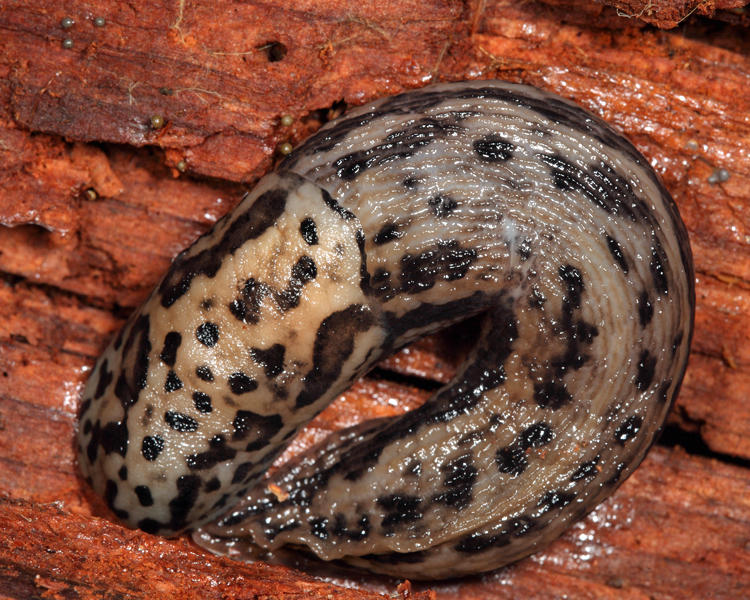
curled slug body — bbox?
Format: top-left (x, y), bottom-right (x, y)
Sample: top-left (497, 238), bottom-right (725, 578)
top-left (77, 80), bottom-right (693, 579)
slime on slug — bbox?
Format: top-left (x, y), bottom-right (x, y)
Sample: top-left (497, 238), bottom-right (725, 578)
top-left (77, 80), bottom-right (693, 579)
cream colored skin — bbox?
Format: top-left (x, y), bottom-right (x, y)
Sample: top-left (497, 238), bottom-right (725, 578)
top-left (78, 81), bottom-right (693, 579)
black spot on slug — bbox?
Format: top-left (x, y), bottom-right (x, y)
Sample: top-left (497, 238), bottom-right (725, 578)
top-left (229, 372), bottom-right (258, 395)
top-left (496, 445), bottom-right (528, 477)
top-left (141, 435), bottom-right (164, 461)
top-left (638, 290), bottom-right (653, 327)
top-left (332, 116), bottom-right (464, 181)
top-left (196, 365), bottom-right (214, 382)
top-left (99, 420), bottom-right (129, 457)
top-left (606, 234), bottom-right (629, 274)
top-left (558, 265), bottom-right (584, 310)
top-left (310, 517), bottom-right (329, 540)
top-left (615, 415), bottom-right (643, 444)
top-left (192, 391), bottom-right (212, 413)
top-left (94, 360), bottom-right (113, 399)
top-left (537, 490), bottom-right (576, 514)
top-left (160, 331), bottom-right (182, 367)
top-left (473, 135), bottom-right (515, 162)
top-left (650, 240), bottom-right (670, 295)
top-left (529, 286), bottom-right (546, 308)
top-left (135, 485), bottom-right (154, 507)
top-left (373, 223), bottom-right (403, 245)
top-left (636, 350), bottom-right (656, 391)
top-left (399, 240), bottom-right (477, 293)
top-left (333, 513), bottom-right (371, 541)
top-left (204, 477), bottom-right (221, 492)
top-left (540, 154), bottom-right (648, 223)
top-left (164, 370), bottom-right (183, 392)
top-left (230, 462), bottom-right (256, 485)
top-left (432, 453), bottom-right (478, 510)
top-left (168, 474), bottom-right (201, 531)
top-left (196, 322), bottom-right (219, 347)
top-left (377, 494), bottom-right (424, 529)
top-left (534, 380), bottom-right (572, 410)
top-left (300, 217), bottom-right (318, 245)
top-left (571, 456), bottom-right (600, 481)
top-left (114, 315), bottom-right (151, 410)
top-left (250, 344), bottom-right (286, 378)
top-left (402, 176), bottom-right (420, 189)
top-left (187, 435), bottom-right (237, 470)
top-left (519, 422), bottom-right (554, 448)
top-left (428, 194), bottom-right (458, 217)
top-left (518, 238), bottom-right (532, 261)
top-left (231, 410), bottom-right (283, 451)
top-left (165, 411), bottom-right (199, 432)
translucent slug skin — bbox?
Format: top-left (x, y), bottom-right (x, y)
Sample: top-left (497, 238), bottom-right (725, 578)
top-left (77, 81), bottom-right (694, 579)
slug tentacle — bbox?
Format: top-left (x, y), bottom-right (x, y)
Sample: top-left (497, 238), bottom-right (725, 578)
top-left (77, 80), bottom-right (693, 579)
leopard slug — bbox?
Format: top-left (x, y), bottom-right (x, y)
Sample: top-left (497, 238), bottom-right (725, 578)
top-left (77, 80), bottom-right (693, 579)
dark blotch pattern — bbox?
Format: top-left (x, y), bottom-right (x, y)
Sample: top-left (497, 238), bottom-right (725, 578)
top-left (428, 194), bottom-right (458, 217)
top-left (520, 422), bottom-right (555, 448)
top-left (196, 322), bottom-right (219, 347)
top-left (473, 135), bottom-right (515, 162)
top-left (164, 370), bottom-right (183, 392)
top-left (300, 217), bottom-right (318, 245)
top-left (496, 445), bottom-right (528, 477)
top-left (400, 240), bottom-right (477, 293)
top-left (537, 490), bottom-right (576, 514)
top-left (232, 410), bottom-right (283, 451)
top-left (160, 331), bottom-right (182, 367)
top-left (135, 485), bottom-right (154, 507)
top-left (373, 223), bottom-right (403, 245)
top-left (540, 154), bottom-right (648, 223)
top-left (432, 453), bottom-right (478, 510)
top-left (497, 421), bottom-right (555, 477)
top-left (158, 186), bottom-right (289, 308)
top-left (196, 365), bottom-right (214, 382)
top-left (606, 234), bottom-right (629, 274)
top-left (141, 435), bottom-right (164, 461)
top-left (99, 420), bottom-right (130, 457)
top-left (571, 456), bottom-right (600, 481)
top-left (332, 116), bottom-right (465, 181)
top-left (310, 517), bottom-right (329, 540)
top-left (650, 239), bottom-right (670, 295)
top-left (558, 265), bottom-right (584, 309)
top-left (168, 474), bottom-right (201, 531)
top-left (454, 515), bottom-right (537, 553)
top-left (334, 513), bottom-right (370, 541)
top-left (165, 410), bottom-right (199, 432)
top-left (638, 291), bottom-right (653, 327)
top-left (229, 372), bottom-right (258, 395)
top-left (187, 434), bottom-right (237, 470)
top-left (534, 380), bottom-right (572, 410)
top-left (250, 344), bottom-right (286, 378)
top-left (295, 305), bottom-right (376, 408)
top-left (192, 391), bottom-right (212, 413)
top-left (114, 315), bottom-right (151, 411)
top-left (94, 360), bottom-right (113, 399)
top-left (615, 415), bottom-right (643, 444)
top-left (636, 350), bottom-right (656, 391)
top-left (377, 494), bottom-right (424, 529)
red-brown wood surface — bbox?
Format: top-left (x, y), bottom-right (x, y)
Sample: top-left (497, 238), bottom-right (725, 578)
top-left (1, 1), bottom-right (749, 599)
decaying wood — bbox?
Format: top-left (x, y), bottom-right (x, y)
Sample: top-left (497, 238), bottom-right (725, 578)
top-left (1, 0), bottom-right (749, 598)
top-left (541, 0), bottom-right (750, 28)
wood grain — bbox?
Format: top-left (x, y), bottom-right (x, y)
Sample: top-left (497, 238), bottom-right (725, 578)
top-left (1, 1), bottom-right (749, 598)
